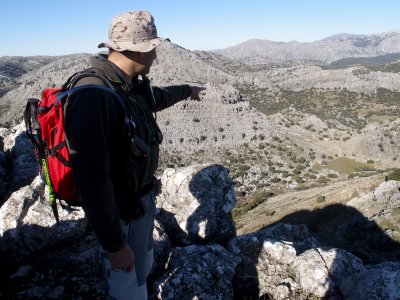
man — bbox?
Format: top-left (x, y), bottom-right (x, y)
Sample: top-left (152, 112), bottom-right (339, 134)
top-left (64, 11), bottom-right (204, 300)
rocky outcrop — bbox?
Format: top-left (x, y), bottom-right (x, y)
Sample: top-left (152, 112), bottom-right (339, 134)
top-left (153, 244), bottom-right (240, 300)
top-left (340, 261), bottom-right (400, 300)
top-left (227, 223), bottom-right (365, 299)
top-left (0, 124), bottom-right (399, 299)
top-left (0, 176), bottom-right (87, 262)
top-left (156, 164), bottom-right (237, 246)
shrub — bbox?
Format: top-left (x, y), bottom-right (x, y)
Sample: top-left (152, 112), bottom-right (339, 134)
top-left (297, 156), bottom-right (306, 164)
top-left (388, 169), bottom-right (400, 181)
top-left (270, 177), bottom-right (281, 183)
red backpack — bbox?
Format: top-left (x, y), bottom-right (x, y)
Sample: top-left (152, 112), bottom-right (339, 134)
top-left (24, 70), bottom-right (133, 224)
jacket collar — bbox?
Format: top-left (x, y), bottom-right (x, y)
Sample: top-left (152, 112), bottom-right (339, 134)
top-left (90, 54), bottom-right (132, 90)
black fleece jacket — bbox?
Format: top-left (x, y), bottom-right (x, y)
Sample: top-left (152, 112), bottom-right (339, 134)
top-left (64, 55), bottom-right (191, 252)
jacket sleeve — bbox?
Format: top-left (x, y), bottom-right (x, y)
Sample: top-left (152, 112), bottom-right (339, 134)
top-left (64, 88), bottom-right (125, 253)
top-left (150, 85), bottom-right (192, 112)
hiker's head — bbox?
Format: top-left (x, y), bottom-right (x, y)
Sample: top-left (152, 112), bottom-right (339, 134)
top-left (100, 11), bottom-right (165, 76)
top-left (99, 11), bottom-right (167, 54)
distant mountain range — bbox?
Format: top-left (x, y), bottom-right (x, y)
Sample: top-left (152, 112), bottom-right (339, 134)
top-left (213, 31), bottom-right (400, 64)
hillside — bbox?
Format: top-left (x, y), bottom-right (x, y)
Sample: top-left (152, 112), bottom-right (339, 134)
top-left (213, 31), bottom-right (400, 64)
top-left (0, 40), bottom-right (399, 201)
top-left (0, 31), bottom-right (400, 299)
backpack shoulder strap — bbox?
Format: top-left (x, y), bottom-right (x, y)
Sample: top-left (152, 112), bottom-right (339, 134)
top-left (59, 80), bottom-right (136, 139)
top-left (62, 68), bottom-right (114, 91)
top-left (24, 98), bottom-right (41, 145)
top-left (57, 85), bottom-right (130, 123)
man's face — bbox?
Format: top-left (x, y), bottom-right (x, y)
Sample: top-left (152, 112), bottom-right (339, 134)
top-left (138, 48), bottom-right (157, 74)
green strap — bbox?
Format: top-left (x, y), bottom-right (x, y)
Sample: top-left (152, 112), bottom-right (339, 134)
top-left (41, 158), bottom-right (60, 225)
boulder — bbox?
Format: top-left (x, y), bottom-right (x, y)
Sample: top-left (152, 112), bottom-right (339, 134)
top-left (0, 175), bottom-right (87, 262)
top-left (291, 248), bottom-right (365, 299)
top-left (227, 223), bottom-right (320, 299)
top-left (152, 244), bottom-right (240, 300)
top-left (340, 262), bottom-right (400, 300)
top-left (373, 180), bottom-right (400, 204)
top-left (156, 164), bottom-right (236, 246)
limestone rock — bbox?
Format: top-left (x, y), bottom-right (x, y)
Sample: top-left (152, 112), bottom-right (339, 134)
top-left (0, 175), bottom-right (87, 262)
top-left (227, 223), bottom-right (320, 299)
top-left (151, 219), bottom-right (172, 276)
top-left (374, 180), bottom-right (400, 204)
top-left (8, 123), bottom-right (38, 191)
top-left (291, 248), bottom-right (365, 298)
top-left (153, 244), bottom-right (240, 300)
top-left (340, 262), bottom-right (400, 300)
top-left (156, 164), bottom-right (236, 246)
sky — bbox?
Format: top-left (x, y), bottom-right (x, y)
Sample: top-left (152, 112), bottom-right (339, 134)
top-left (1, 0), bottom-right (400, 56)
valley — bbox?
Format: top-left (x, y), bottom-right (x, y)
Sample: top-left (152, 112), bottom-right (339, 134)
top-left (1, 32), bottom-right (399, 245)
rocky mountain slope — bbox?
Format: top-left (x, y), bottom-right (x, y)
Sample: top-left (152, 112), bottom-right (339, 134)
top-left (0, 32), bottom-right (400, 299)
top-left (0, 126), bottom-right (399, 299)
top-left (0, 39), bottom-right (399, 196)
top-left (213, 31), bottom-right (400, 64)
top-left (0, 56), bottom-right (62, 98)
top-left (0, 121), bottom-right (399, 299)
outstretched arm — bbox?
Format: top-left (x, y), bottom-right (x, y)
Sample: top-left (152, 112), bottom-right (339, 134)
top-left (150, 84), bottom-right (206, 112)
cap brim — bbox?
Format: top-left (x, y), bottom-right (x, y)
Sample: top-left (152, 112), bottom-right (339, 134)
top-left (98, 37), bottom-right (169, 52)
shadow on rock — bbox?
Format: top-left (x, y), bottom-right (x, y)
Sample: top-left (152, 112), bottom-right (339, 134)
top-left (0, 220), bottom-right (105, 299)
top-left (153, 164), bottom-right (239, 299)
top-left (156, 164), bottom-right (237, 248)
top-left (1, 132), bottom-right (37, 206)
top-left (272, 203), bottom-right (400, 264)
top-left (186, 164), bottom-right (237, 246)
top-left (231, 203), bottom-right (400, 299)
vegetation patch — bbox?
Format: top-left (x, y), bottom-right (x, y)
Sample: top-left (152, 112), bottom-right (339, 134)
top-left (388, 168), bottom-right (400, 181)
top-left (314, 157), bottom-right (373, 174)
top-left (232, 190), bottom-right (273, 218)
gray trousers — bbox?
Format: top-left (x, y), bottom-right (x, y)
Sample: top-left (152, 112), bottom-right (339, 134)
top-left (99, 193), bottom-right (156, 300)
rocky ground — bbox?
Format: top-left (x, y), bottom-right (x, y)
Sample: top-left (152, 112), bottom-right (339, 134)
top-left (0, 156), bottom-right (399, 299)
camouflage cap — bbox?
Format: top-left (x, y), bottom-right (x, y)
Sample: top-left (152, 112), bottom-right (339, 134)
top-left (98, 11), bottom-right (167, 53)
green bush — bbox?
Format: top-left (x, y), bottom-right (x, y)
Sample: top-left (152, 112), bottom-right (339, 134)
top-left (388, 169), bottom-right (400, 181)
top-left (270, 177), bottom-right (281, 183)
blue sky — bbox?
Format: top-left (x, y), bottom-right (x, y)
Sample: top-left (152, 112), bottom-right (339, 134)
top-left (1, 0), bottom-right (400, 56)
